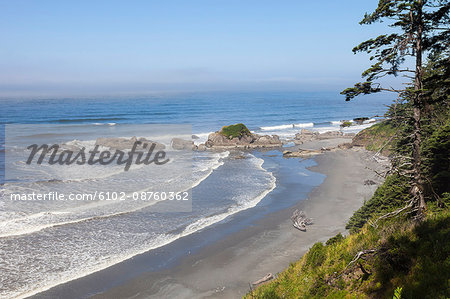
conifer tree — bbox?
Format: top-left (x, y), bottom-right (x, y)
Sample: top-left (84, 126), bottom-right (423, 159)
top-left (342, 0), bottom-right (449, 215)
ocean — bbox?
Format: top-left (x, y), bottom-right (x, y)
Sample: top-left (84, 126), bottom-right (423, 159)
top-left (0, 91), bottom-right (391, 298)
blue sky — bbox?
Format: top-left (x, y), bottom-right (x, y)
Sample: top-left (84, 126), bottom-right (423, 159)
top-left (0, 0), bottom-right (396, 96)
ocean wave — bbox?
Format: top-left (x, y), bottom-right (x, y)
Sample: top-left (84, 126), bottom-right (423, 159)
top-left (260, 122), bottom-right (314, 131)
top-left (0, 202), bottom-right (148, 239)
top-left (0, 152), bottom-right (229, 239)
top-left (92, 122), bottom-right (117, 126)
top-left (294, 122), bottom-right (314, 128)
top-left (192, 131), bottom-right (214, 145)
top-left (314, 120), bottom-right (377, 134)
top-left (192, 151), bottom-right (229, 189)
top-left (183, 157), bottom-right (275, 234)
top-left (2, 152), bottom-right (276, 299)
top-left (54, 117), bottom-right (125, 123)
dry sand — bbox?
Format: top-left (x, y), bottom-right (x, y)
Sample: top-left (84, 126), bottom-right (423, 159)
top-left (92, 140), bottom-right (387, 299)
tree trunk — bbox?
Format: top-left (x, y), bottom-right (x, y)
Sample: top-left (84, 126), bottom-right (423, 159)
top-left (412, 0), bottom-right (426, 214)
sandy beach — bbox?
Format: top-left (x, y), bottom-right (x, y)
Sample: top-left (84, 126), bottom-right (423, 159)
top-left (31, 136), bottom-right (386, 299)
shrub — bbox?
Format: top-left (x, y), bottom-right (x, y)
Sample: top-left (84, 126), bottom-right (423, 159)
top-left (326, 233), bottom-right (345, 246)
top-left (352, 120), bottom-right (398, 154)
top-left (346, 174), bottom-right (410, 233)
top-left (219, 123), bottom-right (251, 139)
top-left (304, 242), bottom-right (327, 269)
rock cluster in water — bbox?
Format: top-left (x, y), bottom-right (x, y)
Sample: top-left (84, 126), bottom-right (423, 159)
top-left (205, 124), bottom-right (282, 149)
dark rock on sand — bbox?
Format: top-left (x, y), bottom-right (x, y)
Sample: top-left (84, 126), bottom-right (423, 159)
top-left (364, 179), bottom-right (377, 185)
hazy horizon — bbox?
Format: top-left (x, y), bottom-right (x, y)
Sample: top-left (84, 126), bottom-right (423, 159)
top-left (1, 0), bottom-right (407, 98)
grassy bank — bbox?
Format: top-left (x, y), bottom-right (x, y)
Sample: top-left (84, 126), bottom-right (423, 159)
top-left (246, 192), bottom-right (449, 298)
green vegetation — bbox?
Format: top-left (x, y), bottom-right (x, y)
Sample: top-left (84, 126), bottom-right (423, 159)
top-left (246, 200), bottom-right (449, 298)
top-left (346, 174), bottom-right (410, 233)
top-left (352, 120), bottom-right (398, 155)
top-left (247, 1), bottom-right (449, 296)
top-left (247, 111), bottom-right (449, 298)
top-left (248, 98), bottom-right (449, 298)
top-left (341, 121), bottom-right (352, 128)
top-left (341, 0), bottom-right (449, 214)
top-left (393, 287), bottom-right (403, 299)
top-left (422, 121), bottom-right (450, 196)
top-left (219, 123), bottom-right (251, 139)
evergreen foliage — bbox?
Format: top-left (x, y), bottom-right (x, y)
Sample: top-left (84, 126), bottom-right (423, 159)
top-left (219, 123), bottom-right (251, 139)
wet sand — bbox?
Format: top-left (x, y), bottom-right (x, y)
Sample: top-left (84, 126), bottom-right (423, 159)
top-left (33, 140), bottom-right (386, 299)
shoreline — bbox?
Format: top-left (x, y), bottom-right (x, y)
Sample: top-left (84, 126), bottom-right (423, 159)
top-left (31, 138), bottom-right (386, 299)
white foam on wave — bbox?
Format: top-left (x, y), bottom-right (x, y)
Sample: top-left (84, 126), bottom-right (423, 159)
top-left (192, 151), bottom-right (229, 188)
top-left (91, 123), bottom-right (116, 126)
top-left (363, 118), bottom-right (376, 124)
top-left (260, 124), bottom-right (293, 131)
top-left (193, 131), bottom-right (213, 145)
top-left (183, 154), bottom-right (276, 235)
top-left (4, 153), bottom-right (275, 299)
top-left (341, 122), bottom-right (376, 134)
top-left (0, 151), bottom-right (228, 239)
top-left (294, 122), bottom-right (314, 128)
top-left (0, 199), bottom-right (156, 238)
top-left (313, 120), bottom-right (378, 134)
top-left (260, 122), bottom-right (313, 131)
top-left (6, 231), bottom-right (196, 299)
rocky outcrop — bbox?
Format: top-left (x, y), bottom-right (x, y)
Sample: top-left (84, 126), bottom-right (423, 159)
top-left (294, 129), bottom-right (319, 144)
top-left (252, 135), bottom-right (283, 147)
top-left (171, 138), bottom-right (194, 150)
top-left (205, 132), bottom-right (282, 149)
top-left (95, 136), bottom-right (165, 150)
top-left (205, 124), bottom-right (282, 149)
top-left (353, 117), bottom-right (369, 125)
top-left (338, 143), bottom-right (354, 149)
top-left (283, 149), bottom-right (322, 157)
top-left (205, 132), bottom-right (253, 147)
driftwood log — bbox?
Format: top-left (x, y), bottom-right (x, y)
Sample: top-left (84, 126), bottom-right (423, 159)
top-left (252, 273), bottom-right (274, 285)
top-left (291, 209), bottom-right (313, 231)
